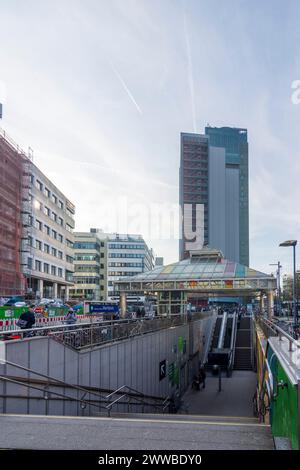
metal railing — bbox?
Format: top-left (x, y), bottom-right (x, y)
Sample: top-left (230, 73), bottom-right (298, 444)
top-left (105, 385), bottom-right (171, 416)
top-left (0, 314), bottom-right (193, 350)
top-left (0, 360), bottom-right (171, 416)
top-left (255, 315), bottom-right (300, 352)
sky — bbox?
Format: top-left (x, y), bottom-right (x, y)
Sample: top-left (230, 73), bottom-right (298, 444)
top-left (1, 0), bottom-right (300, 276)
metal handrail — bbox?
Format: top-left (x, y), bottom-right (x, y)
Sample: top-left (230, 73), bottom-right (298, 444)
top-left (228, 312), bottom-right (238, 372)
top-left (105, 384), bottom-right (170, 416)
top-left (203, 310), bottom-right (218, 364)
top-left (255, 315), bottom-right (300, 351)
top-left (0, 359), bottom-right (107, 405)
top-left (0, 314), bottom-right (192, 339)
top-left (218, 311), bottom-right (228, 349)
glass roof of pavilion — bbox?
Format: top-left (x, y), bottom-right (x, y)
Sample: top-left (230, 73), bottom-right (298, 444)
top-left (118, 248), bottom-right (273, 283)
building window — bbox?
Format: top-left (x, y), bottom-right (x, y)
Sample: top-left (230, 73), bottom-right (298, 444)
top-left (35, 200), bottom-right (42, 211)
top-left (44, 206), bottom-right (51, 217)
top-left (44, 187), bottom-right (51, 198)
top-left (36, 179), bottom-right (43, 191)
top-left (36, 219), bottom-right (42, 231)
top-left (66, 239), bottom-right (73, 248)
top-left (66, 223), bottom-right (73, 233)
top-left (51, 265), bottom-right (56, 276)
top-left (66, 270), bottom-right (73, 282)
top-left (45, 225), bottom-right (50, 236)
top-left (44, 243), bottom-right (50, 254)
top-left (51, 247), bottom-right (57, 257)
top-left (35, 260), bottom-right (42, 272)
top-left (52, 212), bottom-right (57, 222)
top-left (66, 255), bottom-right (73, 263)
top-left (59, 217), bottom-right (64, 227)
top-left (59, 200), bottom-right (64, 210)
top-left (27, 258), bottom-right (33, 270)
top-left (73, 242), bottom-right (99, 250)
top-left (44, 263), bottom-right (49, 274)
top-left (52, 230), bottom-right (57, 240)
top-left (58, 268), bottom-right (63, 277)
top-left (58, 251), bottom-right (63, 260)
top-left (52, 194), bottom-right (57, 205)
top-left (36, 240), bottom-right (42, 251)
top-left (58, 234), bottom-right (63, 243)
top-left (28, 236), bottom-right (33, 247)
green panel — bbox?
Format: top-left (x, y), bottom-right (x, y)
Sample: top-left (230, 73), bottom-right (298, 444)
top-left (0, 306), bottom-right (84, 320)
top-left (268, 346), bottom-right (299, 450)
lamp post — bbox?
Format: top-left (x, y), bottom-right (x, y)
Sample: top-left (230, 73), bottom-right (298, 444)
top-left (279, 240), bottom-right (298, 327)
top-left (269, 261), bottom-right (282, 316)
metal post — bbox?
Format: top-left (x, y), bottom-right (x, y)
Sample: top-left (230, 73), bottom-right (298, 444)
top-left (277, 262), bottom-right (282, 315)
top-left (218, 366), bottom-right (222, 392)
top-left (293, 244), bottom-right (298, 327)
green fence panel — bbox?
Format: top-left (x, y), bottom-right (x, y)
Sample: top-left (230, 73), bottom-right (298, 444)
top-left (268, 345), bottom-right (299, 450)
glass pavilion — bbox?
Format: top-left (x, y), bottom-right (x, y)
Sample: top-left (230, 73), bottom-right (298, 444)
top-left (116, 248), bottom-right (277, 317)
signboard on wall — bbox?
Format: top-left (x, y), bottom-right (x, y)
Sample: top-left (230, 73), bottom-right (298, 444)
top-left (159, 360), bottom-right (166, 381)
top-left (89, 304), bottom-right (119, 314)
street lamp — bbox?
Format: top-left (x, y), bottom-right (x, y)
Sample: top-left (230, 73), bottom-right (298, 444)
top-left (279, 240), bottom-right (298, 327)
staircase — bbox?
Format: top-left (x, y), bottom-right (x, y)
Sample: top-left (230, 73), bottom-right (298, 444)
top-left (234, 317), bottom-right (252, 370)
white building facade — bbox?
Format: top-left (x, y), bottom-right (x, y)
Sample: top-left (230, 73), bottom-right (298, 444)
top-left (21, 163), bottom-right (75, 300)
top-left (106, 233), bottom-right (154, 300)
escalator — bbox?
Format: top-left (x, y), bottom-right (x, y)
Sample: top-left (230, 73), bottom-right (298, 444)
top-left (223, 317), bottom-right (233, 348)
top-left (211, 316), bottom-right (223, 348)
top-left (233, 316), bottom-right (252, 370)
top-left (207, 312), bottom-right (237, 373)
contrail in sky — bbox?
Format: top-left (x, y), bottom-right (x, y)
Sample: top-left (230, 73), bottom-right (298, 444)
top-left (183, 1), bottom-right (197, 133)
top-left (109, 61), bottom-right (142, 115)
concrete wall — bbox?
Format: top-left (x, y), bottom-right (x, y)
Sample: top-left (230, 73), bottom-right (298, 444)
top-left (0, 315), bottom-right (213, 417)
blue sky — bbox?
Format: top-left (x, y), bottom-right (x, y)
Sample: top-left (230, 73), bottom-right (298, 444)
top-left (0, 0), bottom-right (300, 275)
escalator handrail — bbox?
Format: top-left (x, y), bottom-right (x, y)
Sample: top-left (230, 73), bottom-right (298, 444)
top-left (217, 311), bottom-right (228, 349)
top-left (203, 310), bottom-right (218, 363)
top-left (228, 312), bottom-right (238, 371)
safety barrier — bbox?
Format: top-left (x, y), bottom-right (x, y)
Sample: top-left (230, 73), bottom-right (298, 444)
top-left (254, 316), bottom-right (300, 450)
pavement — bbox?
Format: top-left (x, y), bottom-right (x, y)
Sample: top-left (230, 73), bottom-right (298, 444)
top-left (0, 413), bottom-right (274, 450)
top-left (182, 370), bottom-right (257, 417)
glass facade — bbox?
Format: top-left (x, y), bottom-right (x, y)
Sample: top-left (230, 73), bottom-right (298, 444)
top-left (205, 126), bottom-right (249, 266)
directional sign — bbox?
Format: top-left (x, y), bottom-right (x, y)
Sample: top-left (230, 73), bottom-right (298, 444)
top-left (89, 304), bottom-right (119, 314)
top-left (159, 359), bottom-right (166, 381)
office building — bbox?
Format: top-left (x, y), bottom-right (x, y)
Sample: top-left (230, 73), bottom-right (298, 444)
top-left (205, 126), bottom-right (249, 266)
top-left (106, 233), bottom-right (155, 300)
top-left (69, 230), bottom-right (107, 301)
top-left (179, 133), bottom-right (209, 260)
top-left (21, 163), bottom-right (75, 299)
top-left (179, 127), bottom-right (249, 266)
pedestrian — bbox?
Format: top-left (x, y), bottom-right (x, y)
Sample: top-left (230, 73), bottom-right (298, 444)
top-left (16, 305), bottom-right (36, 332)
top-left (199, 365), bottom-right (206, 389)
top-left (192, 374), bottom-right (200, 391)
top-left (64, 308), bottom-right (77, 325)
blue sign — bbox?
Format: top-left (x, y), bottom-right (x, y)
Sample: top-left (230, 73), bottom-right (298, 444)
top-left (89, 304), bottom-right (119, 314)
